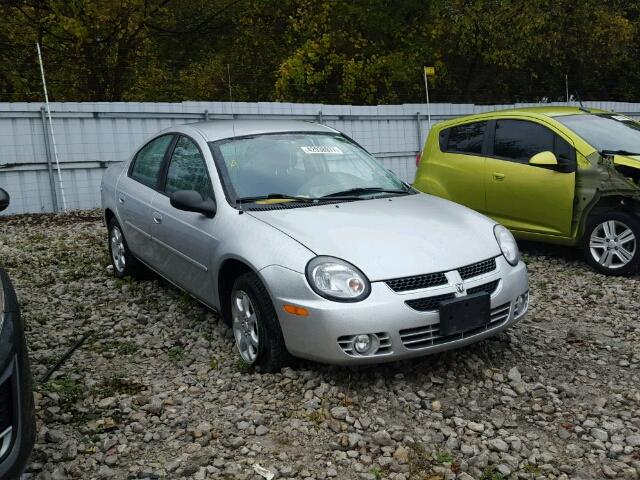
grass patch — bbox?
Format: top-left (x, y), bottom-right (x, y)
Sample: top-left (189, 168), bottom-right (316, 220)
top-left (91, 340), bottom-right (139, 355)
top-left (307, 409), bottom-right (327, 425)
top-left (435, 449), bottom-right (454, 464)
top-left (168, 345), bottom-right (185, 362)
top-left (209, 356), bottom-right (219, 369)
top-left (98, 375), bottom-right (144, 396)
top-left (368, 466), bottom-right (390, 479)
top-left (480, 467), bottom-right (506, 480)
top-left (233, 358), bottom-right (251, 373)
top-left (44, 378), bottom-right (84, 409)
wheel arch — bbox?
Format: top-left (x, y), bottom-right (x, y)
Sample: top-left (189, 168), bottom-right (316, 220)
top-left (578, 195), bottom-right (640, 241)
top-left (104, 208), bottom-right (116, 228)
top-left (217, 258), bottom-right (257, 324)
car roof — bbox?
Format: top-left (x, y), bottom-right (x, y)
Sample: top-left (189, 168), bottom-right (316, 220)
top-left (487, 106), bottom-right (609, 117)
top-left (177, 120), bottom-right (338, 142)
top-left (436, 106), bottom-right (611, 129)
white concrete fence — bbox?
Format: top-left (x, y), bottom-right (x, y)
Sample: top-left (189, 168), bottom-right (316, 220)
top-left (1, 100), bottom-right (639, 215)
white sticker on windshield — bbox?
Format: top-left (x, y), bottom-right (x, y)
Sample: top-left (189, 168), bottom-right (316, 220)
top-left (612, 115), bottom-right (630, 122)
top-left (301, 146), bottom-right (343, 154)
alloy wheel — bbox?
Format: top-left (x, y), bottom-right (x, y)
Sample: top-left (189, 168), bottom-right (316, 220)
top-left (110, 226), bottom-right (127, 273)
top-left (231, 290), bottom-right (259, 364)
top-left (589, 220), bottom-right (636, 269)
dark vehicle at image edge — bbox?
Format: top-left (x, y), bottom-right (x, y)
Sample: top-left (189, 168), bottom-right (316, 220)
top-left (0, 188), bottom-right (35, 479)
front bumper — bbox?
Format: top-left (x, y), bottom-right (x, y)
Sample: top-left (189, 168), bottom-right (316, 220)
top-left (260, 256), bottom-right (528, 365)
top-left (0, 269), bottom-right (35, 479)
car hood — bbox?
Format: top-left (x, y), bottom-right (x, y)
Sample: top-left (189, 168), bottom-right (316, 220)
top-left (248, 194), bottom-right (502, 280)
top-left (613, 154), bottom-right (640, 171)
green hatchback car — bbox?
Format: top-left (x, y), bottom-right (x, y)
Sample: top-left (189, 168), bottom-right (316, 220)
top-left (414, 106), bottom-right (640, 275)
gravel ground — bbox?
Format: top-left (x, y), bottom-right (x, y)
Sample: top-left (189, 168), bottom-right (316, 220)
top-left (0, 210), bottom-right (639, 480)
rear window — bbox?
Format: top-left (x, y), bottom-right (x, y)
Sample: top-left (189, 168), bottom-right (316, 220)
top-left (130, 135), bottom-right (173, 189)
top-left (440, 121), bottom-right (486, 154)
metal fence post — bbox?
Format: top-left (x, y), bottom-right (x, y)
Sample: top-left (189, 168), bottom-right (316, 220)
top-left (40, 107), bottom-right (59, 212)
top-left (318, 110), bottom-right (323, 124)
top-left (416, 112), bottom-right (423, 153)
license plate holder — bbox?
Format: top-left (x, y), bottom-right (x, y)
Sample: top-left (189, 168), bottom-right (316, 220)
top-left (438, 292), bottom-right (490, 336)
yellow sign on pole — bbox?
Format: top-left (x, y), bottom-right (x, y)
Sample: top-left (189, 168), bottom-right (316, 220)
top-left (423, 66), bottom-right (433, 130)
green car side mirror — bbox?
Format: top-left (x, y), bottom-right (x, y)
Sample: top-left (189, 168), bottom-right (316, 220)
top-left (529, 151), bottom-right (558, 166)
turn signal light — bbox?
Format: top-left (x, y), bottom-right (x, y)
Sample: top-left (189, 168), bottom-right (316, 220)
top-left (416, 152), bottom-right (422, 166)
top-left (283, 304), bottom-right (309, 317)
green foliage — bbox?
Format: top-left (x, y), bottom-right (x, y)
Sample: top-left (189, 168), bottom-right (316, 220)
top-left (480, 467), bottom-right (506, 480)
top-left (167, 345), bottom-right (185, 362)
top-left (2, 0), bottom-right (640, 104)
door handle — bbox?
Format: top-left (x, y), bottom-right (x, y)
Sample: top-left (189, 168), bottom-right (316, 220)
top-left (152, 212), bottom-right (163, 224)
top-left (118, 195), bottom-right (125, 204)
top-left (492, 172), bottom-right (505, 180)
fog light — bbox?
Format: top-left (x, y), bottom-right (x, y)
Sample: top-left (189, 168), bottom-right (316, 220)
top-left (514, 291), bottom-right (529, 318)
top-left (354, 334), bottom-right (372, 353)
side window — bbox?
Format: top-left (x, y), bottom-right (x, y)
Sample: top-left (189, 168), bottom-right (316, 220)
top-left (130, 135), bottom-right (173, 188)
top-left (554, 134), bottom-right (576, 171)
top-left (493, 120), bottom-right (553, 163)
top-left (165, 136), bottom-right (213, 199)
top-left (443, 121), bottom-right (486, 154)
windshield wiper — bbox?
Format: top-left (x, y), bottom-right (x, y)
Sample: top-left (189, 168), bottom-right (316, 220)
top-left (235, 193), bottom-right (316, 204)
top-left (320, 187), bottom-right (410, 199)
top-left (600, 149), bottom-right (640, 157)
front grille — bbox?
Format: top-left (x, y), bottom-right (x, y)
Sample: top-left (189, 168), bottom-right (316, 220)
top-left (405, 292), bottom-right (456, 312)
top-left (399, 302), bottom-right (511, 350)
top-left (385, 272), bottom-right (448, 292)
top-left (337, 332), bottom-right (392, 356)
top-left (458, 257), bottom-right (497, 280)
top-left (467, 279), bottom-right (500, 296)
top-left (0, 380), bottom-right (12, 433)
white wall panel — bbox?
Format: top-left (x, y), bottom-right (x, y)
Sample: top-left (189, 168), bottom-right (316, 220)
top-left (1, 100), bottom-right (639, 214)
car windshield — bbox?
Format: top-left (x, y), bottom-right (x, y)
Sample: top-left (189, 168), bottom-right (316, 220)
top-left (556, 113), bottom-right (640, 154)
top-left (210, 133), bottom-right (410, 202)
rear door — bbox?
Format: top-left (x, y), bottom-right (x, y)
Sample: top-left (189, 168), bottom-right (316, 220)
top-left (426, 121), bottom-right (488, 212)
top-left (150, 135), bottom-right (218, 303)
top-left (484, 119), bottom-right (576, 236)
top-left (116, 134), bottom-right (174, 263)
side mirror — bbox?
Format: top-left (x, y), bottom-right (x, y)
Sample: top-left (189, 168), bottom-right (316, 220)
top-left (0, 188), bottom-right (9, 212)
top-left (170, 190), bottom-right (216, 218)
top-left (529, 151), bottom-right (558, 166)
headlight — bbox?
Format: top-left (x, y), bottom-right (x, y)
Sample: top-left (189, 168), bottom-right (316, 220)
top-left (306, 256), bottom-right (371, 302)
top-left (494, 224), bottom-right (519, 266)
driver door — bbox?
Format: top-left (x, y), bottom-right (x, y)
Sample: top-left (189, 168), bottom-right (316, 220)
top-left (484, 119), bottom-right (576, 236)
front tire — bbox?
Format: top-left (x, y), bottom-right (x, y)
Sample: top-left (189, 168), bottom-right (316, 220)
top-left (230, 272), bottom-right (290, 372)
top-left (107, 218), bottom-right (144, 278)
top-left (582, 211), bottom-right (640, 276)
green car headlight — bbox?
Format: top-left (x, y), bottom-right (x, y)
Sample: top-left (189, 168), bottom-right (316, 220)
top-left (494, 224), bottom-right (519, 266)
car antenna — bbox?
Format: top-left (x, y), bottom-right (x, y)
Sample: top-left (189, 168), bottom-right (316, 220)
top-left (228, 64), bottom-right (244, 215)
top-left (574, 91), bottom-right (590, 113)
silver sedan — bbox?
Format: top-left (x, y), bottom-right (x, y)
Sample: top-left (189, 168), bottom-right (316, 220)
top-left (101, 120), bottom-right (529, 370)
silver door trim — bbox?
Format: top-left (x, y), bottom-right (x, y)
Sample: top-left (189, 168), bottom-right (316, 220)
top-left (150, 236), bottom-right (209, 272)
top-left (124, 220), bottom-right (152, 240)
top-left (135, 256), bottom-right (218, 312)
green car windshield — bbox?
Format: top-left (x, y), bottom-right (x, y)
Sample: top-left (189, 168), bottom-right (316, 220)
top-left (557, 113), bottom-right (640, 154)
top-left (210, 133), bottom-right (409, 202)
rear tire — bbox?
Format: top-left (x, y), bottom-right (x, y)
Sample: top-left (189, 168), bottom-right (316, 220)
top-left (107, 218), bottom-right (144, 279)
top-left (230, 272), bottom-right (291, 373)
top-left (582, 211), bottom-right (640, 276)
